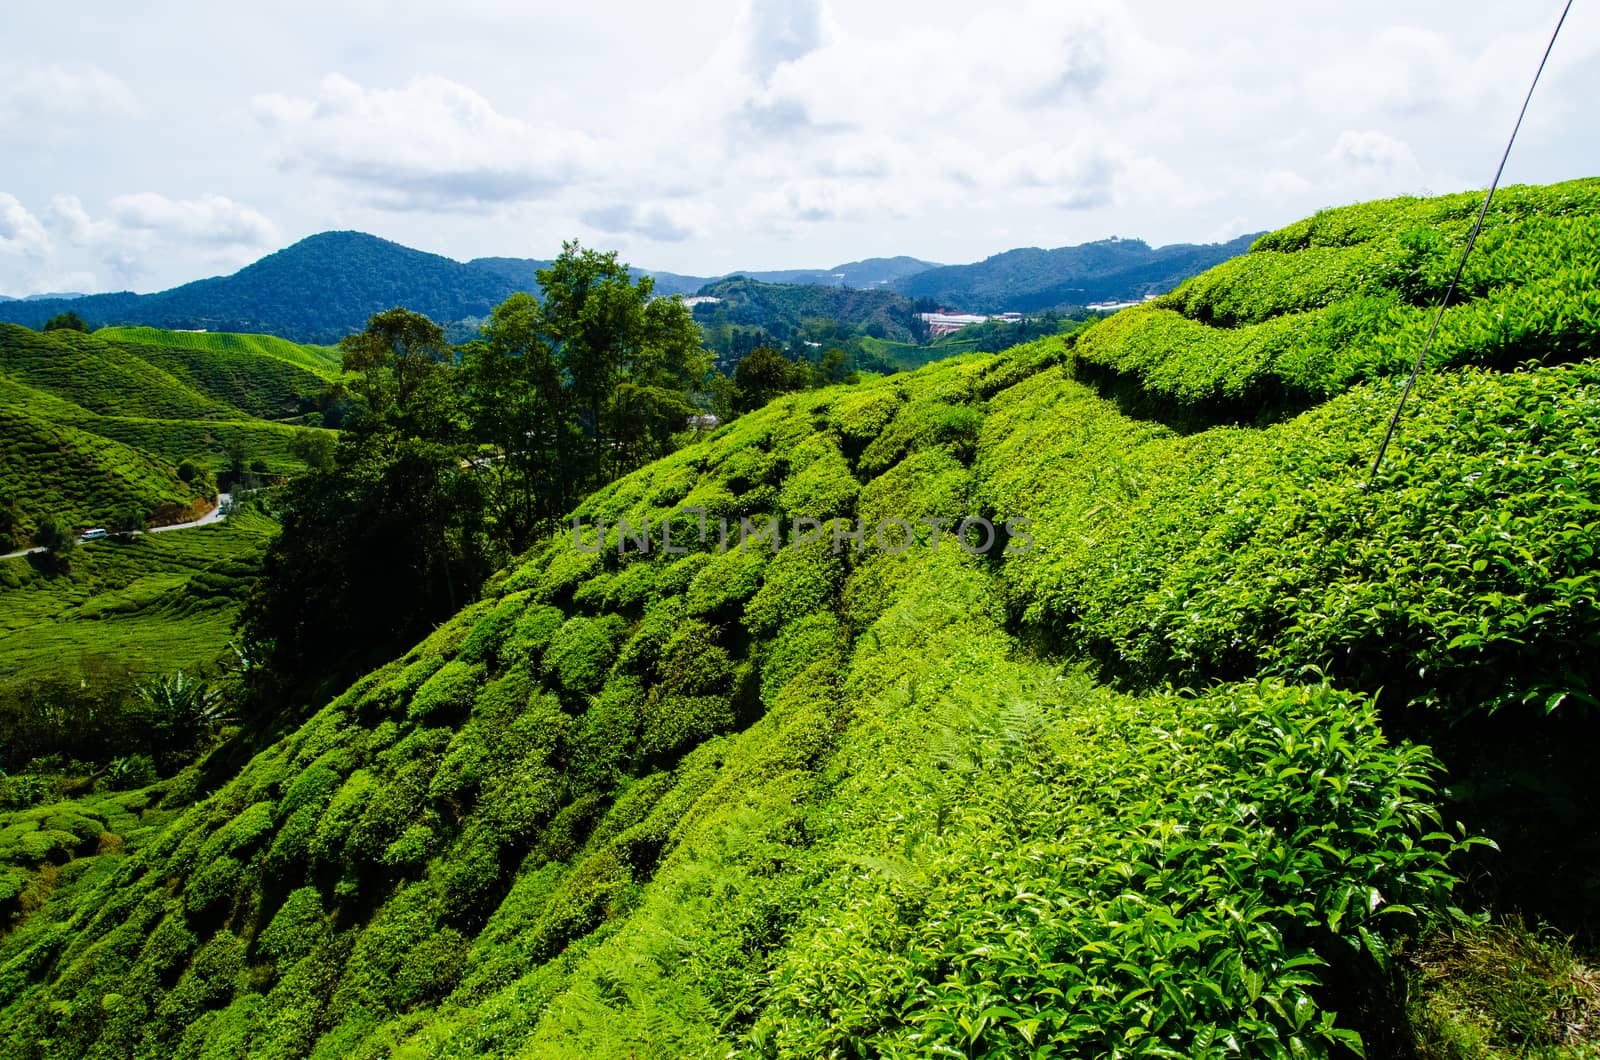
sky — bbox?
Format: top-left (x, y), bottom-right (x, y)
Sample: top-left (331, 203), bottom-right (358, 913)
top-left (1, 0), bottom-right (1597, 296)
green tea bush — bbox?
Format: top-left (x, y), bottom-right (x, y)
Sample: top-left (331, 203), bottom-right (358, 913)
top-left (543, 615), bottom-right (628, 696)
top-left (406, 660), bottom-right (484, 723)
top-left (776, 435), bottom-right (859, 522)
top-left (683, 544), bottom-right (770, 619)
top-left (756, 681), bottom-right (1470, 1058)
top-left (256, 887), bottom-right (330, 968)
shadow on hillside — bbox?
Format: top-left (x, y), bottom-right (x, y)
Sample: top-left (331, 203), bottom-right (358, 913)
top-left (1390, 704), bottom-right (1600, 948)
top-left (1066, 356), bottom-right (1319, 434)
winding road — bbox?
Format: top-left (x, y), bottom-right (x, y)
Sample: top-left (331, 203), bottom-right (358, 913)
top-left (0, 493), bottom-right (231, 561)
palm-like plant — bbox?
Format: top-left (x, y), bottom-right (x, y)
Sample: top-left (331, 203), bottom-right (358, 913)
top-left (136, 672), bottom-right (233, 742)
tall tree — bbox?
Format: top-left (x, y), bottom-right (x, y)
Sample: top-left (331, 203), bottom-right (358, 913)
top-left (240, 309), bottom-right (488, 712)
top-left (535, 242), bottom-right (705, 485)
top-left (459, 293), bottom-right (578, 551)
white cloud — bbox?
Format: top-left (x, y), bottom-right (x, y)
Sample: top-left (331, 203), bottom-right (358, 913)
top-left (252, 74), bottom-right (597, 211)
top-left (745, 0), bottom-right (825, 82)
top-left (1305, 27), bottom-right (1466, 118)
top-left (0, 192), bottom-right (278, 294)
top-left (1329, 129), bottom-right (1424, 186)
top-left (0, 194), bottom-right (50, 259)
top-left (4, 1), bottom-right (1598, 288)
top-left (0, 64), bottom-right (142, 127)
top-left (580, 203), bottom-right (695, 243)
top-left (1262, 169), bottom-right (1315, 199)
top-left (108, 192), bottom-right (278, 248)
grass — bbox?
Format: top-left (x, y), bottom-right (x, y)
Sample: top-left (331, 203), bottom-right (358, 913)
top-left (0, 509), bottom-right (277, 691)
top-left (1406, 914), bottom-right (1600, 1058)
top-left (97, 326), bottom-right (343, 381)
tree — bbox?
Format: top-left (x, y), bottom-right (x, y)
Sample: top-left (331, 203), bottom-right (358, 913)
top-left (337, 307), bottom-right (455, 439)
top-left (42, 311), bottom-right (88, 333)
top-left (31, 516), bottom-right (77, 573)
top-left (459, 292), bottom-right (576, 551)
top-left (535, 242), bottom-right (704, 486)
top-left (240, 309), bottom-right (489, 712)
top-left (109, 507), bottom-right (146, 538)
top-left (288, 430), bottom-right (336, 472)
top-left (0, 495), bottom-right (20, 550)
top-left (733, 345), bottom-right (805, 411)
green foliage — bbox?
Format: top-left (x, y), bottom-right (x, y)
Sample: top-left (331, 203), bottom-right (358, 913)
top-left (41, 312), bottom-right (89, 333)
top-left (544, 615), bottom-right (627, 696)
top-left (4, 182), bottom-right (1599, 1060)
top-left (0, 510), bottom-right (276, 711)
top-left (97, 326), bottom-right (342, 380)
top-left (0, 405), bottom-right (199, 542)
top-left (1072, 180), bottom-right (1600, 414)
top-left (755, 681), bottom-right (1467, 1058)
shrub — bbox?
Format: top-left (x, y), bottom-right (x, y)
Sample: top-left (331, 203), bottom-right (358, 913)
top-left (543, 615), bottom-right (628, 696)
top-left (255, 887), bottom-right (329, 967)
top-left (743, 530), bottom-right (844, 637)
top-left (407, 660), bottom-right (484, 722)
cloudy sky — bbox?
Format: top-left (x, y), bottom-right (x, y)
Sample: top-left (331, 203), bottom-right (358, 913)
top-left (1, 0), bottom-right (1596, 295)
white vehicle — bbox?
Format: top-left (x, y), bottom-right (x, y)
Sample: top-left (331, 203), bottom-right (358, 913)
top-left (80, 528), bottom-right (109, 542)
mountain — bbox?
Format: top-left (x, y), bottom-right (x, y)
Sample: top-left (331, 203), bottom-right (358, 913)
top-left (467, 257), bottom-right (713, 299)
top-left (0, 234), bottom-right (1247, 345)
top-left (468, 256), bottom-right (943, 297)
top-left (893, 233), bottom-right (1261, 312)
top-left (691, 275), bottom-right (922, 343)
top-left (737, 255), bottom-right (943, 288)
top-left (0, 233), bottom-right (523, 344)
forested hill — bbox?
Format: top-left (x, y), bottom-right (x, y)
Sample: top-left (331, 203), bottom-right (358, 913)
top-left (691, 275), bottom-right (925, 344)
top-left (894, 232), bottom-right (1261, 312)
top-left (468, 257), bottom-right (710, 299)
top-left (3, 179), bottom-right (1598, 1058)
top-left (0, 233), bottom-right (522, 344)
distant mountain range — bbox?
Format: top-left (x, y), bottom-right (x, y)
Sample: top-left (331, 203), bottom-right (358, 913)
top-left (467, 254), bottom-right (945, 299)
top-left (0, 291), bottom-right (87, 303)
top-left (0, 231), bottom-right (1259, 344)
top-left (894, 235), bottom-right (1262, 314)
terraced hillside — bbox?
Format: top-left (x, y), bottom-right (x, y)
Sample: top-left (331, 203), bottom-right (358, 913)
top-left (96, 328), bottom-right (342, 381)
top-left (0, 407), bottom-right (202, 537)
top-left (0, 325), bottom-right (335, 544)
top-left (0, 509), bottom-right (280, 692)
top-left (1, 180), bottom-right (1597, 1058)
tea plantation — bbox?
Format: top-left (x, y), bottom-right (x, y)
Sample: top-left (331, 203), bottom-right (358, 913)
top-left (1, 180), bottom-right (1597, 1057)
top-left (0, 325), bottom-right (335, 545)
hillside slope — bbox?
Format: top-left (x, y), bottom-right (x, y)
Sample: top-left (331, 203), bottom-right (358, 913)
top-left (0, 407), bottom-right (203, 536)
top-left (691, 276), bottom-right (923, 343)
top-left (1, 180), bottom-right (1597, 1059)
top-left (0, 325), bottom-right (334, 541)
top-left (97, 327), bottom-right (342, 381)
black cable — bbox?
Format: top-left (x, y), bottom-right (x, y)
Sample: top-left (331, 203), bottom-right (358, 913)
top-left (1367, 0), bottom-right (1574, 484)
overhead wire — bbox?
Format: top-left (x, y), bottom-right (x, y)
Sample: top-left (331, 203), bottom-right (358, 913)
top-left (1366, 0), bottom-right (1575, 484)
